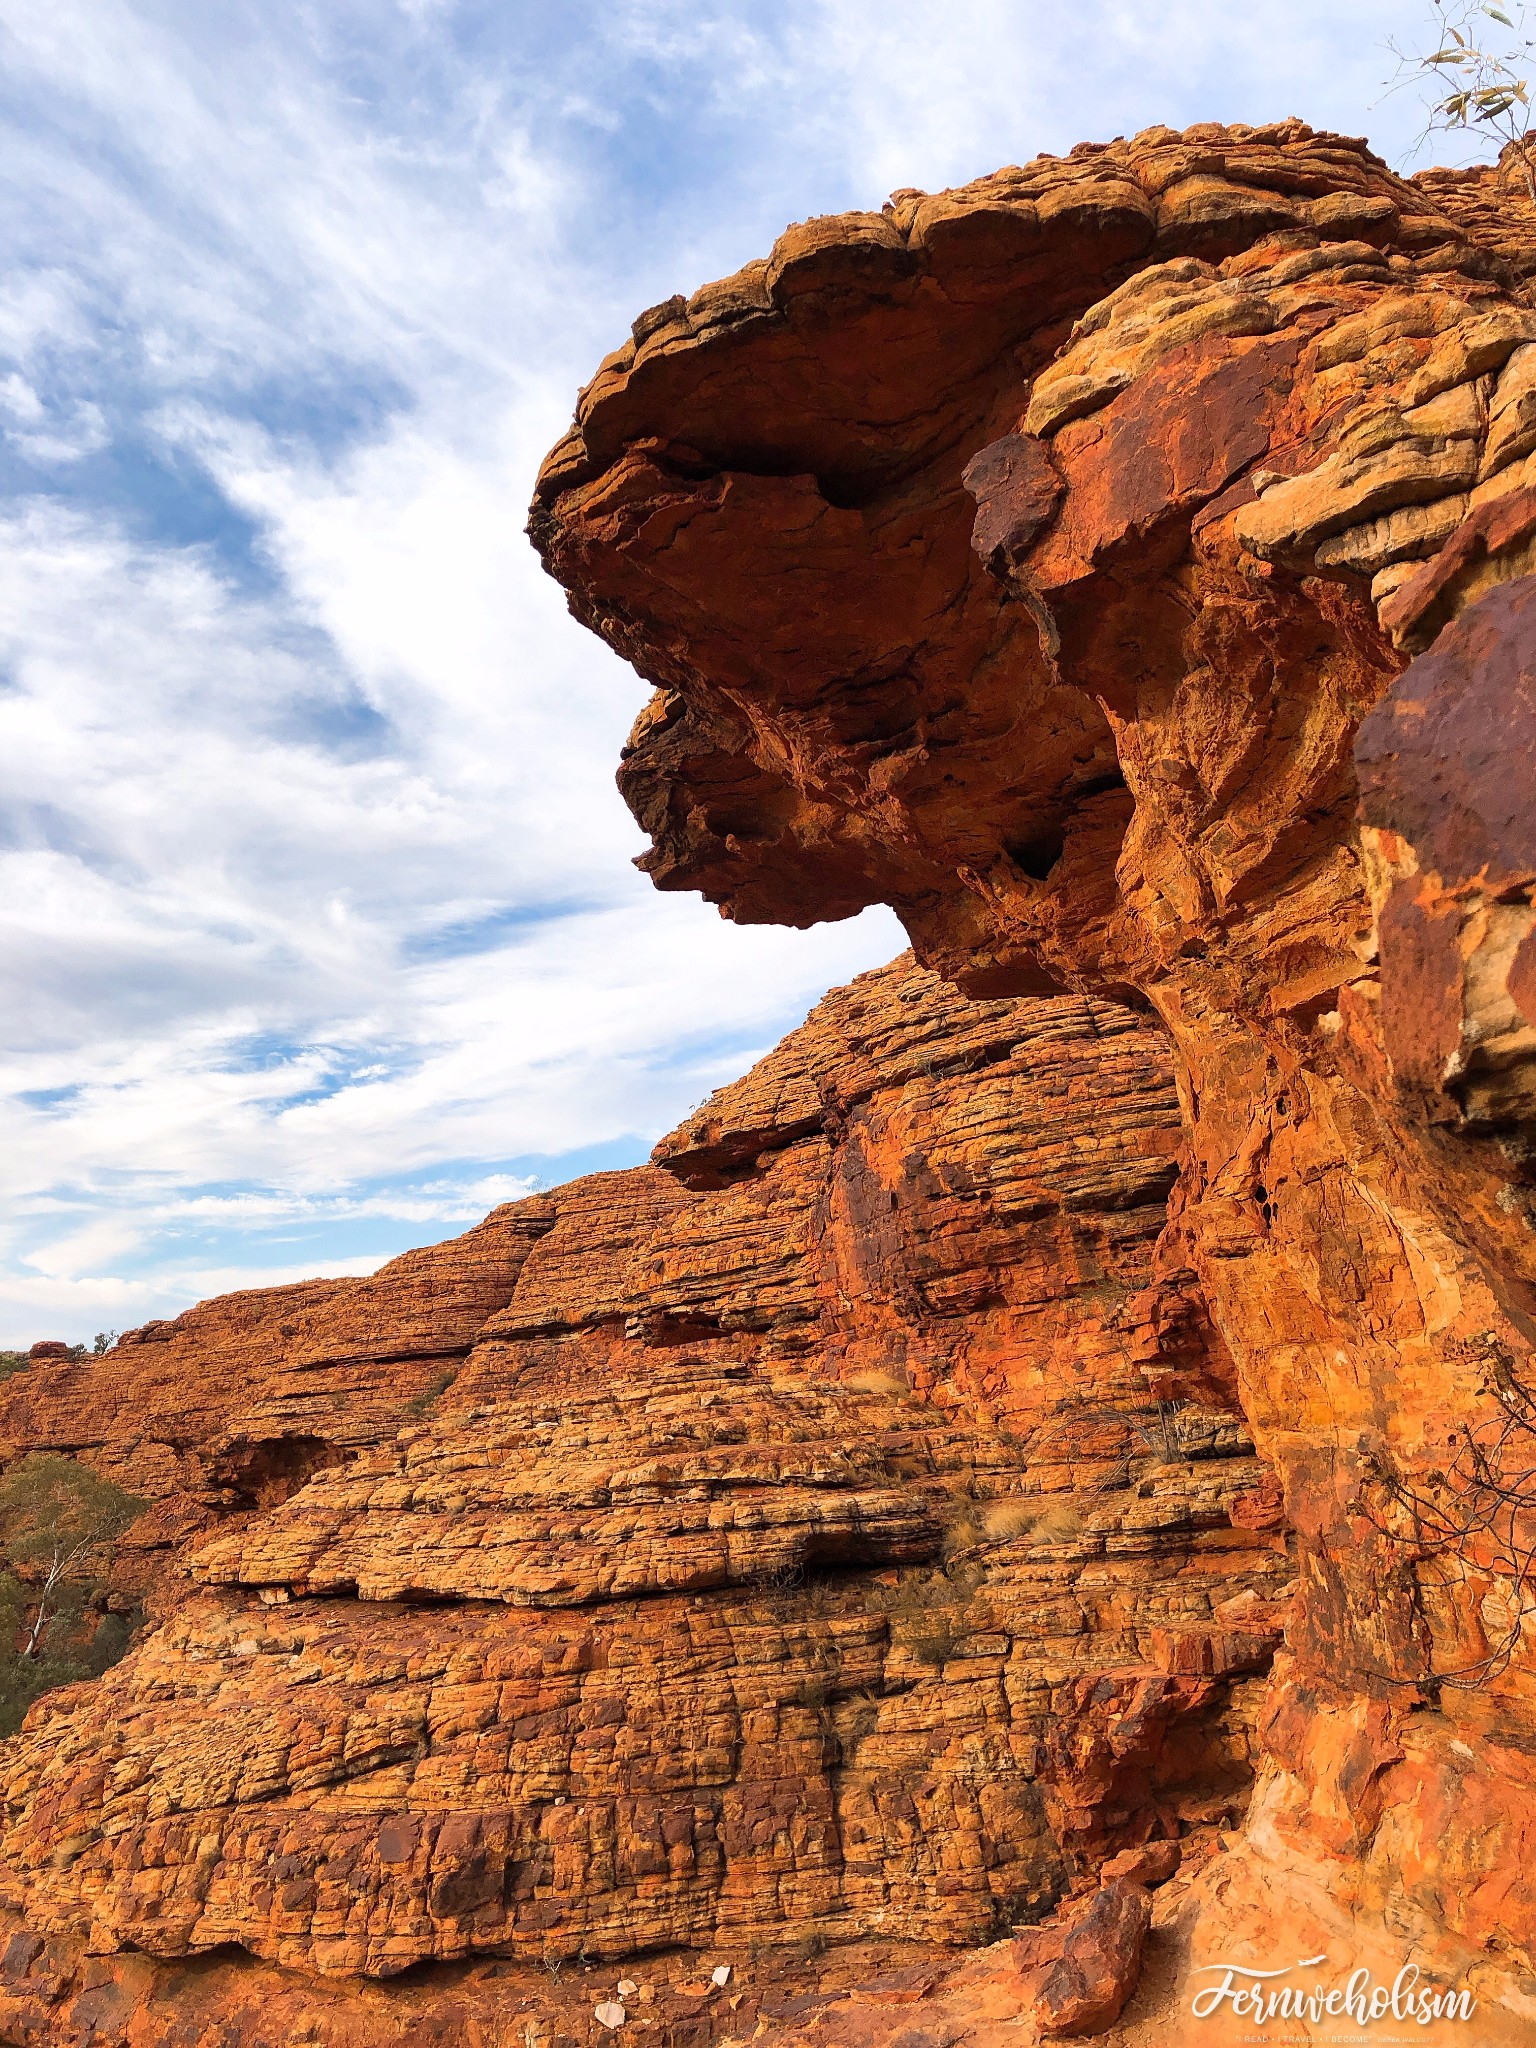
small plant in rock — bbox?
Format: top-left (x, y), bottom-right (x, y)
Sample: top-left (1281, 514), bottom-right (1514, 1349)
top-left (798, 1577), bottom-right (850, 1618)
top-left (878, 1557), bottom-right (992, 1669)
top-left (843, 1367), bottom-right (910, 1398)
top-left (980, 1498), bottom-right (1041, 1542)
top-left (909, 1618), bottom-right (962, 1667)
top-left (943, 1492), bottom-right (1059, 1557)
top-left (1125, 1400), bottom-right (1185, 1465)
top-left (1028, 1501), bottom-right (1085, 1545)
top-left (1021, 1397), bottom-right (1188, 1490)
top-left (834, 1687), bottom-right (884, 1747)
top-left (406, 1369), bottom-right (457, 1416)
top-left (1357, 1330), bottom-right (1536, 1687)
top-left (751, 1558), bottom-right (806, 1594)
top-left (942, 1505), bottom-right (986, 1558)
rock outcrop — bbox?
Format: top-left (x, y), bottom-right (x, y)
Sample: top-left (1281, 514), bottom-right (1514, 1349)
top-left (0, 956), bottom-right (1286, 2042)
top-left (530, 122), bottom-right (1536, 2039)
top-left (7, 115), bottom-right (1536, 2047)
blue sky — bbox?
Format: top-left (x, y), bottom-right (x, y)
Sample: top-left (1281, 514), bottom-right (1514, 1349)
top-left (0, 0), bottom-right (1468, 1341)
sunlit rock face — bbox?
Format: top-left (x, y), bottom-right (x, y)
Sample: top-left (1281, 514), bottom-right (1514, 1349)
top-left (531, 119), bottom-right (1536, 2040)
top-left (0, 954), bottom-right (1288, 2040)
top-left (6, 115), bottom-right (1536, 2048)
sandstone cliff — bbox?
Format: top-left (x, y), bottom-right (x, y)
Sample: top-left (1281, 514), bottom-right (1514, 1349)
top-left (0, 955), bottom-right (1283, 2043)
top-left (529, 119), bottom-right (1536, 2042)
top-left (5, 114), bottom-right (1536, 2048)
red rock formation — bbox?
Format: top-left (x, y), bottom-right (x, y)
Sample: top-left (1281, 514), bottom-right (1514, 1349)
top-left (0, 1201), bottom-right (559, 1612)
top-left (530, 122), bottom-right (1536, 2039)
top-left (1009, 1878), bottom-right (1152, 2036)
top-left (8, 114), bottom-right (1536, 2047)
top-left (0, 956), bottom-right (1285, 2041)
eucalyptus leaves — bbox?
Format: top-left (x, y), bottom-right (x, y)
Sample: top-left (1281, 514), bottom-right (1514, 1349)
top-left (1394, 0), bottom-right (1536, 197)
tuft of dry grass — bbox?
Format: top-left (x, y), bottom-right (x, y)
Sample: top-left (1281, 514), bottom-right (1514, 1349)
top-left (872, 1559), bottom-right (993, 1670)
top-left (842, 1367), bottom-right (910, 1398)
top-left (405, 1369), bottom-right (457, 1416)
top-left (908, 1622), bottom-right (961, 1667)
top-left (941, 1511), bottom-right (985, 1559)
top-left (1029, 1501), bottom-right (1084, 1544)
top-left (942, 1494), bottom-right (1085, 1558)
top-left (977, 1498), bottom-right (1038, 1542)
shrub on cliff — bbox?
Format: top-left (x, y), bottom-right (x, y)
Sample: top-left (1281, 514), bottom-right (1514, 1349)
top-left (0, 1335), bottom-right (111, 1381)
top-left (0, 1454), bottom-right (145, 1737)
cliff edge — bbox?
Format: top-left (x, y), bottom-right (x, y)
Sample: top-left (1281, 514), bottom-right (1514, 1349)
top-left (531, 119), bottom-right (1536, 2041)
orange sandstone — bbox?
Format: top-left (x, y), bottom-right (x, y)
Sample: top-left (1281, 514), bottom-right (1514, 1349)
top-left (7, 115), bottom-right (1536, 2046)
top-left (0, 955), bottom-right (1281, 2041)
top-left (531, 121), bottom-right (1536, 2040)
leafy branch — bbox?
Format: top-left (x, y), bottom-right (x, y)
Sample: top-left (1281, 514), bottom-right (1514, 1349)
top-left (0, 1455), bottom-right (143, 1663)
top-left (1388, 0), bottom-right (1536, 199)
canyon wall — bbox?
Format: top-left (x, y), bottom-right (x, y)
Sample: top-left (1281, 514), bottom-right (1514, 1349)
top-left (529, 121), bottom-right (1536, 2039)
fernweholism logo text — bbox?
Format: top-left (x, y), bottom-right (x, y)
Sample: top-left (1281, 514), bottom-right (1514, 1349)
top-left (1191, 1954), bottom-right (1476, 2027)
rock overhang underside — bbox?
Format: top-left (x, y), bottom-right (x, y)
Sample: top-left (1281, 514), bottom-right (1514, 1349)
top-left (531, 118), bottom-right (1536, 1011)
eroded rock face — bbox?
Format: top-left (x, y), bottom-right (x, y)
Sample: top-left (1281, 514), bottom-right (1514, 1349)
top-left (532, 123), bottom-right (1536, 2033)
top-left (0, 956), bottom-right (1285, 2038)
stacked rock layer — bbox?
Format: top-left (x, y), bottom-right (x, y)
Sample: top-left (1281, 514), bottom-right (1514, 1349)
top-left (530, 122), bottom-right (1536, 2039)
top-left (0, 956), bottom-right (1285, 2041)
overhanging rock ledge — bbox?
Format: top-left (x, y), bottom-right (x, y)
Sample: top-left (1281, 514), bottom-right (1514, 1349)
top-left (533, 118), bottom-right (1536, 2039)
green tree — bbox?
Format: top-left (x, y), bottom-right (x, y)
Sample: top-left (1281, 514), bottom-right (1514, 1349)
top-left (0, 1456), bottom-right (145, 1736)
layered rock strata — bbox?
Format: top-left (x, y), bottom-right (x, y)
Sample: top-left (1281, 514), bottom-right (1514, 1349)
top-left (531, 123), bottom-right (1536, 2035)
top-left (0, 956), bottom-right (1285, 2041)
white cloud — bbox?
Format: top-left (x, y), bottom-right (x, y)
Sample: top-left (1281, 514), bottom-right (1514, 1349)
top-left (0, 375), bottom-right (108, 463)
top-left (0, 485), bottom-right (905, 1330)
top-left (0, 0), bottom-right (1485, 1341)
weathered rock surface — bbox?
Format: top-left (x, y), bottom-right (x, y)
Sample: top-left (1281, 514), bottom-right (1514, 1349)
top-left (0, 956), bottom-right (1285, 2040)
top-left (9, 114), bottom-right (1536, 2046)
top-left (531, 123), bottom-right (1536, 2038)
top-left (1010, 1877), bottom-right (1152, 2036)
